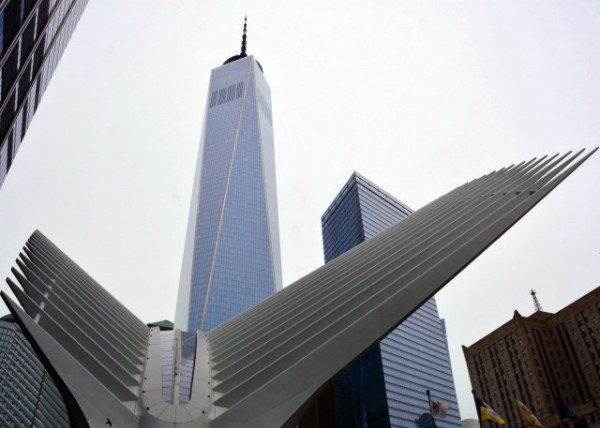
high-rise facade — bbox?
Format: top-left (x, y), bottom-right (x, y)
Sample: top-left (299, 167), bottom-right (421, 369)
top-left (0, 0), bottom-right (88, 188)
top-left (319, 172), bottom-right (462, 428)
top-left (464, 286), bottom-right (600, 428)
top-left (0, 314), bottom-right (68, 427)
top-left (175, 21), bottom-right (282, 332)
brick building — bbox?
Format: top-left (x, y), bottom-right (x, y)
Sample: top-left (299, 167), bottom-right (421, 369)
top-left (464, 286), bottom-right (600, 427)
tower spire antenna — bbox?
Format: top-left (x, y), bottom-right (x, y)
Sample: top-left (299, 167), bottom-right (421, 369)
top-left (530, 289), bottom-right (542, 312)
top-left (223, 16), bottom-right (259, 68)
top-left (241, 16), bottom-right (247, 55)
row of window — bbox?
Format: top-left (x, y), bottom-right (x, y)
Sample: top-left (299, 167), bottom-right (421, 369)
top-left (209, 81), bottom-right (244, 108)
top-left (256, 88), bottom-right (272, 125)
top-left (0, 0), bottom-right (87, 189)
top-left (468, 297), bottom-right (600, 426)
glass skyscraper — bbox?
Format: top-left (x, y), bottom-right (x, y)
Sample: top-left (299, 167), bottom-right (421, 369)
top-left (175, 22), bottom-right (282, 333)
top-left (320, 172), bottom-right (461, 428)
top-left (0, 0), bottom-right (88, 188)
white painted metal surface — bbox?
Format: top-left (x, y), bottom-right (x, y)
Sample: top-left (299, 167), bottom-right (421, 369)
top-left (2, 149), bottom-right (595, 427)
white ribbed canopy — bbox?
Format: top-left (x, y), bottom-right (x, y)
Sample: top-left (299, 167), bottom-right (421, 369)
top-left (3, 149), bottom-right (596, 428)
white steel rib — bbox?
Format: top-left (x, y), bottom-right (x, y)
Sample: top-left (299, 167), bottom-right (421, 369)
top-left (2, 149), bottom-right (596, 428)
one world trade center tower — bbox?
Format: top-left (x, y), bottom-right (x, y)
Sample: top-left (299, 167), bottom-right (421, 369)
top-left (175, 19), bottom-right (282, 332)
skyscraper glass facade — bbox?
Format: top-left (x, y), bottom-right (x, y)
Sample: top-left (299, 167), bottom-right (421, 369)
top-left (321, 172), bottom-right (461, 428)
top-left (0, 315), bottom-right (69, 427)
top-left (176, 53), bottom-right (282, 333)
top-left (0, 0), bottom-right (88, 188)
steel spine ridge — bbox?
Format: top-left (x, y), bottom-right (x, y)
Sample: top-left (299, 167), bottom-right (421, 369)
top-left (207, 153), bottom-right (558, 375)
top-left (4, 300), bottom-right (137, 399)
top-left (1, 295), bottom-right (140, 427)
top-left (206, 155), bottom-right (543, 349)
top-left (24, 231), bottom-right (149, 349)
top-left (0, 149), bottom-right (594, 428)
top-left (6, 273), bottom-right (142, 384)
top-left (207, 157), bottom-right (545, 381)
top-left (207, 156), bottom-right (554, 394)
top-left (208, 149), bottom-right (596, 427)
top-left (207, 157), bottom-right (536, 358)
top-left (208, 163), bottom-right (522, 380)
top-left (13, 256), bottom-right (144, 364)
top-left (208, 158), bottom-right (531, 352)
top-left (19, 234), bottom-right (148, 348)
top-left (5, 290), bottom-right (138, 401)
top-left (207, 151), bottom-right (568, 408)
top-left (22, 234), bottom-right (147, 342)
top-left (209, 152), bottom-right (560, 357)
top-left (28, 232), bottom-right (149, 341)
top-left (7, 231), bottom-right (150, 400)
top-left (11, 256), bottom-right (144, 370)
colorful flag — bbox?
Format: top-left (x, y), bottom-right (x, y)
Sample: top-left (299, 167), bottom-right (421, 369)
top-left (474, 396), bottom-right (506, 425)
top-left (516, 399), bottom-right (544, 427)
top-left (429, 397), bottom-right (449, 419)
top-left (557, 396), bottom-right (580, 421)
top-left (556, 396), bottom-right (588, 427)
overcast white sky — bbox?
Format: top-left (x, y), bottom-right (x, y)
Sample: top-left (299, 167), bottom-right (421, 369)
top-left (1, 0), bottom-right (599, 421)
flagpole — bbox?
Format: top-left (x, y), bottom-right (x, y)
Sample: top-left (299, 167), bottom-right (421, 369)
top-left (427, 389), bottom-right (437, 428)
top-left (515, 393), bottom-right (526, 428)
top-left (472, 390), bottom-right (484, 428)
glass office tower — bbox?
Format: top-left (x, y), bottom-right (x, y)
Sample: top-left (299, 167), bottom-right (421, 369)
top-left (0, 0), bottom-right (88, 188)
top-left (175, 25), bottom-right (282, 333)
top-left (0, 315), bottom-right (69, 427)
top-left (321, 172), bottom-right (461, 428)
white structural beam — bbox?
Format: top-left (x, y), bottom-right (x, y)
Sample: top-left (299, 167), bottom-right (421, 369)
top-left (1, 149), bottom-right (596, 428)
top-left (207, 149), bottom-right (597, 428)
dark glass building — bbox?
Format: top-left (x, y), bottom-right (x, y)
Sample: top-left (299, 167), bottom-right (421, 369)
top-left (0, 314), bottom-right (68, 427)
top-left (0, 0), bottom-right (88, 188)
top-left (320, 172), bottom-right (462, 428)
top-left (175, 22), bottom-right (282, 333)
